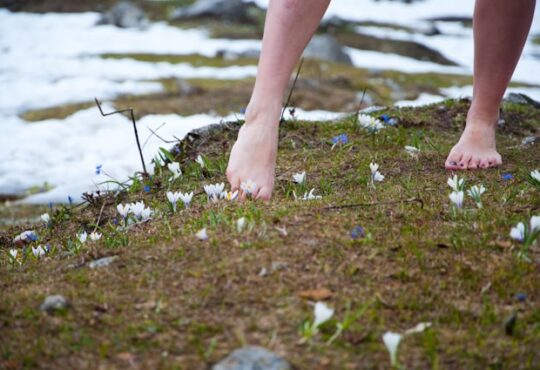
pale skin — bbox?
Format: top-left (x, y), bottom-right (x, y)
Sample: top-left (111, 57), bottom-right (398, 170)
top-left (226, 0), bottom-right (536, 200)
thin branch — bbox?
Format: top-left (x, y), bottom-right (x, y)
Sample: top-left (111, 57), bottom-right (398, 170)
top-left (143, 122), bottom-right (175, 150)
top-left (280, 58), bottom-right (304, 123)
top-left (94, 97), bottom-right (148, 175)
top-left (354, 88), bottom-right (367, 125)
top-left (322, 197), bottom-right (424, 211)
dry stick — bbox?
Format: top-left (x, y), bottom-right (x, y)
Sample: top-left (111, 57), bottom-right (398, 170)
top-left (353, 88), bottom-right (367, 125)
top-left (322, 197), bottom-right (424, 211)
top-left (280, 58), bottom-right (305, 123)
top-left (92, 201), bottom-right (107, 234)
top-left (94, 98), bottom-right (148, 175)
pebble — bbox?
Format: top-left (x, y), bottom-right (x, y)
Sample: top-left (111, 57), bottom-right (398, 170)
top-left (87, 256), bottom-right (118, 269)
top-left (40, 295), bottom-right (68, 312)
top-left (212, 346), bottom-right (291, 370)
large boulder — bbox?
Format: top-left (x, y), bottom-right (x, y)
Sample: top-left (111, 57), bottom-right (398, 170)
top-left (97, 1), bottom-right (149, 29)
top-left (303, 35), bottom-right (352, 65)
top-left (170, 0), bottom-right (258, 23)
top-left (212, 346), bottom-right (291, 370)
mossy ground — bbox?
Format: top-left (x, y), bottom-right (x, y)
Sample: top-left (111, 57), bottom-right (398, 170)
top-left (1, 99), bottom-right (539, 369)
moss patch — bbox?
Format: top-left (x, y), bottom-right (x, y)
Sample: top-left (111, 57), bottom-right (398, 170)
top-left (1, 99), bottom-right (539, 369)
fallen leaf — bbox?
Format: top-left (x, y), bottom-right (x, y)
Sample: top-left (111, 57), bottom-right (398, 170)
top-left (298, 288), bottom-right (333, 300)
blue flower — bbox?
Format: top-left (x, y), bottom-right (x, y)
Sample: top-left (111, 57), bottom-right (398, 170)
top-left (380, 114), bottom-right (390, 122)
top-left (144, 185), bottom-right (151, 193)
top-left (173, 146), bottom-right (181, 154)
top-left (331, 133), bottom-right (348, 145)
top-left (502, 173), bottom-right (514, 181)
top-left (515, 293), bottom-right (527, 302)
top-left (95, 164), bottom-right (103, 175)
top-left (68, 196), bottom-right (73, 204)
top-left (240, 107), bottom-right (246, 114)
top-left (27, 232), bottom-right (38, 242)
top-left (48, 202), bottom-right (53, 210)
top-left (351, 225), bottom-right (365, 240)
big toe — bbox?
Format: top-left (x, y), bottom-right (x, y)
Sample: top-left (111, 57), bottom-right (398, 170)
top-left (445, 151), bottom-right (462, 170)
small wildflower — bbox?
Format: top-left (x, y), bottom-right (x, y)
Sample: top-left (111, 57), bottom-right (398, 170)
top-left (369, 162), bottom-right (384, 186)
top-left (237, 217), bottom-right (246, 233)
top-left (77, 231), bottom-right (87, 244)
top-left (404, 322), bottom-right (432, 335)
top-left (166, 191), bottom-right (182, 213)
top-left (404, 145), bottom-right (420, 158)
top-left (139, 207), bottom-right (153, 221)
top-left (129, 201), bottom-right (146, 217)
top-left (382, 332), bottom-right (403, 368)
top-left (196, 155), bottom-right (205, 168)
top-left (358, 114), bottom-right (384, 133)
top-left (313, 302), bottom-right (334, 329)
top-left (167, 162), bottom-right (182, 181)
top-left (13, 230), bottom-right (38, 245)
top-left (68, 195), bottom-right (74, 205)
top-left (351, 225), bottom-right (365, 239)
top-left (293, 172), bottom-right (306, 184)
top-left (449, 190), bottom-right (464, 209)
top-left (240, 179), bottom-right (257, 197)
top-left (95, 164), bottom-right (103, 175)
top-left (204, 183), bottom-right (225, 202)
top-left (331, 133), bottom-right (348, 145)
top-left (510, 222), bottom-right (525, 242)
top-left (9, 249), bottom-right (18, 259)
top-left (220, 190), bottom-right (239, 201)
top-left (502, 173), bottom-right (514, 181)
top-left (41, 213), bottom-right (51, 226)
top-left (515, 293), bottom-right (527, 302)
top-left (32, 245), bottom-right (46, 258)
top-left (179, 192), bottom-right (194, 208)
top-left (531, 215), bottom-right (540, 232)
top-left (466, 184), bottom-right (486, 208)
top-left (144, 185), bottom-right (151, 193)
top-left (531, 170), bottom-right (540, 182)
top-left (447, 175), bottom-right (465, 192)
top-left (294, 188), bottom-right (322, 201)
top-left (117, 203), bottom-right (130, 219)
top-left (89, 232), bottom-right (102, 241)
top-left (196, 228), bottom-right (208, 241)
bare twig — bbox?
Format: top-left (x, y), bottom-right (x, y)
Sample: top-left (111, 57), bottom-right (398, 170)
top-left (354, 88), bottom-right (367, 125)
top-left (322, 197), bottom-right (424, 211)
top-left (94, 98), bottom-right (148, 175)
top-left (280, 58), bottom-right (304, 123)
top-left (92, 201), bottom-right (107, 234)
top-left (143, 122), bottom-right (176, 149)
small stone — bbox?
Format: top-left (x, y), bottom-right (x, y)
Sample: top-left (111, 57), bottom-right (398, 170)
top-left (97, 1), bottom-right (148, 29)
top-left (88, 256), bottom-right (118, 269)
top-left (212, 346), bottom-right (291, 370)
top-left (303, 35), bottom-right (352, 65)
top-left (521, 136), bottom-right (536, 145)
top-left (40, 295), bottom-right (68, 312)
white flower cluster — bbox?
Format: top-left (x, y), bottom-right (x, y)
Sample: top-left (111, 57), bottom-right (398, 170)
top-left (358, 114), bottom-right (385, 133)
top-left (117, 201), bottom-right (153, 224)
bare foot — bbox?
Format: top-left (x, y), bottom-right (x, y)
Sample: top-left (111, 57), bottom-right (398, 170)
top-left (226, 104), bottom-right (281, 200)
top-left (445, 118), bottom-right (502, 170)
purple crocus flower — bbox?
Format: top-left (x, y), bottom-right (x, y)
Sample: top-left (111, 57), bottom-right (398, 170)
top-left (95, 164), bottom-right (103, 175)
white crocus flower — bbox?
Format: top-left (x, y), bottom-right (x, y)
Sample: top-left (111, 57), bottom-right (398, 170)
top-left (313, 302), bottom-right (334, 329)
top-left (9, 249), bottom-right (18, 259)
top-left (41, 213), bottom-right (51, 226)
top-left (240, 179), bottom-right (258, 197)
top-left (369, 162), bottom-right (379, 174)
top-left (196, 228), bottom-right (208, 241)
top-left (358, 114), bottom-right (385, 132)
top-left (220, 190), bottom-right (239, 201)
top-left (77, 231), bottom-right (87, 244)
top-left (530, 215), bottom-right (540, 233)
top-left (293, 172), bottom-right (306, 184)
top-left (166, 191), bottom-right (181, 212)
top-left (404, 145), bottom-right (420, 158)
top-left (449, 191), bottom-right (464, 209)
top-left (294, 188), bottom-right (322, 201)
top-left (89, 232), bottom-right (102, 241)
top-left (466, 184), bottom-right (486, 208)
top-left (237, 217), bottom-right (246, 233)
top-left (531, 170), bottom-right (540, 182)
top-left (117, 203), bottom-right (130, 219)
top-left (167, 162), bottom-right (182, 181)
top-left (139, 207), bottom-right (153, 221)
top-left (369, 162), bottom-right (384, 185)
top-left (204, 183), bottom-right (225, 202)
top-left (179, 192), bottom-right (194, 208)
top-left (196, 155), bottom-right (205, 168)
top-left (447, 175), bottom-right (465, 191)
top-left (128, 201), bottom-right (146, 218)
top-left (382, 332), bottom-right (403, 368)
top-left (510, 222), bottom-right (525, 242)
top-left (32, 245), bottom-right (46, 258)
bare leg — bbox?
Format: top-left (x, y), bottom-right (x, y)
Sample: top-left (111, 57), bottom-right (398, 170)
top-left (226, 0), bottom-right (330, 200)
top-left (445, 0), bottom-right (536, 170)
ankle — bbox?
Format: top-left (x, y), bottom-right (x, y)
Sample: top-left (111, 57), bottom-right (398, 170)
top-left (467, 103), bottom-right (500, 127)
top-left (244, 100), bottom-right (282, 127)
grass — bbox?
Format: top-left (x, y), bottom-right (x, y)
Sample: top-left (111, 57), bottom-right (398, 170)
top-left (1, 99), bottom-right (539, 369)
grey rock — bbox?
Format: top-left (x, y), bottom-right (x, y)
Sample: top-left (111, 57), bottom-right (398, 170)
top-left (504, 93), bottom-right (540, 108)
top-left (320, 15), bottom-right (348, 29)
top-left (98, 1), bottom-right (148, 29)
top-left (171, 0), bottom-right (256, 23)
top-left (522, 136), bottom-right (537, 145)
top-left (212, 346), bottom-right (291, 370)
top-left (88, 256), bottom-right (118, 269)
top-left (217, 48), bottom-right (261, 61)
top-left (303, 35), bottom-right (352, 65)
top-left (40, 295), bottom-right (68, 312)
